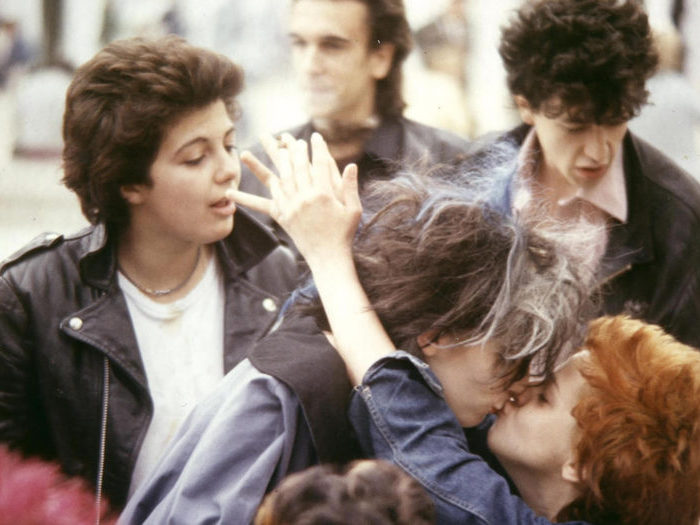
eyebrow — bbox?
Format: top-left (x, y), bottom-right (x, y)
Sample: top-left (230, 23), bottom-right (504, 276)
top-left (289, 32), bottom-right (352, 45)
top-left (558, 118), bottom-right (588, 127)
top-left (174, 126), bottom-right (235, 155)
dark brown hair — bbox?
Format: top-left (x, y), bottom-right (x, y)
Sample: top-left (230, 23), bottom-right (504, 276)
top-left (500, 0), bottom-right (658, 124)
top-left (255, 460), bottom-right (434, 525)
top-left (62, 35), bottom-right (243, 228)
top-left (558, 316), bottom-right (700, 525)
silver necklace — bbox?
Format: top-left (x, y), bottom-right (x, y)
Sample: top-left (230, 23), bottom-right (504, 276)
top-left (118, 246), bottom-right (202, 297)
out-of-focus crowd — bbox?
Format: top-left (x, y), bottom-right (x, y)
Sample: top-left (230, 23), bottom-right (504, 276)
top-left (1, 0), bottom-right (698, 161)
top-left (2, 0), bottom-right (700, 258)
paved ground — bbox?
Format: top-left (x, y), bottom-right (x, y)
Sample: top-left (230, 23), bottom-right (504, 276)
top-left (0, 155), bottom-right (88, 260)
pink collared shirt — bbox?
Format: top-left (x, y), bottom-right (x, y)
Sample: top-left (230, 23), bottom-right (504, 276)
top-left (513, 128), bottom-right (628, 274)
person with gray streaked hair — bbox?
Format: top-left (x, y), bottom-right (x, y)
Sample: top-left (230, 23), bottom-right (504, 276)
top-left (290, 137), bottom-right (596, 389)
top-left (120, 133), bottom-right (595, 523)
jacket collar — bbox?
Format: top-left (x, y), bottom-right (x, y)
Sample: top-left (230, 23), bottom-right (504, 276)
top-left (78, 208), bottom-right (282, 290)
top-left (297, 117), bottom-right (404, 163)
top-left (597, 132), bottom-right (655, 281)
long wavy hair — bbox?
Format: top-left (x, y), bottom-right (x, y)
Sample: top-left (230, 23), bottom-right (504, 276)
top-left (299, 145), bottom-right (596, 384)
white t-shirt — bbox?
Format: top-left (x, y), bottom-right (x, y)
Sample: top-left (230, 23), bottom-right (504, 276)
top-left (119, 256), bottom-right (225, 496)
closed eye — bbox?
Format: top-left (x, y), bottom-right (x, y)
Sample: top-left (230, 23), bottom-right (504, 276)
top-left (184, 156), bottom-right (204, 166)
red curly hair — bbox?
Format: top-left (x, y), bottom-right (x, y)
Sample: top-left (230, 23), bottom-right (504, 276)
top-left (558, 316), bottom-right (700, 525)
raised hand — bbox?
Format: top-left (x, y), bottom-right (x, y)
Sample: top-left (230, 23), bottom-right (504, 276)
top-left (233, 132), bottom-right (393, 383)
top-left (231, 132), bottom-right (362, 266)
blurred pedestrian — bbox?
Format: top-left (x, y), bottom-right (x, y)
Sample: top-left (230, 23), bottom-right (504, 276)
top-left (239, 0), bottom-right (470, 257)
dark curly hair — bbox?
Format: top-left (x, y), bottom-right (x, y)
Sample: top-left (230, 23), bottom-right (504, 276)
top-left (293, 0), bottom-right (412, 119)
top-left (255, 460), bottom-right (434, 525)
top-left (62, 36), bottom-right (243, 228)
top-left (499, 0), bottom-right (658, 124)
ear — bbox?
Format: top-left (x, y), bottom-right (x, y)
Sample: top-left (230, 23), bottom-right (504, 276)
top-left (416, 328), bottom-right (441, 356)
top-left (561, 457), bottom-right (580, 484)
top-left (120, 184), bottom-right (147, 205)
top-left (514, 95), bottom-right (535, 125)
top-left (369, 42), bottom-right (395, 80)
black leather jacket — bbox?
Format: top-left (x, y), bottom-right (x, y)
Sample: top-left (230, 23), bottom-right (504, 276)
top-left (477, 125), bottom-right (700, 349)
top-left (0, 210), bottom-right (299, 509)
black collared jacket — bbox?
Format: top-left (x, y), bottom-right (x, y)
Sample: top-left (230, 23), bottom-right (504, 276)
top-left (0, 210), bottom-right (299, 509)
top-left (481, 125), bottom-right (700, 349)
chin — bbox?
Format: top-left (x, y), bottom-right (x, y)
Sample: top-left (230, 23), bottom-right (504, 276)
top-left (460, 411), bottom-right (489, 429)
top-left (205, 220), bottom-right (234, 244)
top-left (485, 418), bottom-right (507, 453)
top-left (305, 100), bottom-right (340, 120)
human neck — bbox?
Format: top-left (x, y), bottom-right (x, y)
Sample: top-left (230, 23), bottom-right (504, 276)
top-left (503, 466), bottom-right (578, 520)
top-left (538, 163), bottom-right (577, 203)
top-left (117, 229), bottom-right (211, 303)
top-left (311, 115), bottom-right (379, 163)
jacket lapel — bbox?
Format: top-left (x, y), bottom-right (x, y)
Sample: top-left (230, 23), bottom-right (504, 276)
top-left (59, 289), bottom-right (148, 391)
top-left (597, 133), bottom-right (655, 285)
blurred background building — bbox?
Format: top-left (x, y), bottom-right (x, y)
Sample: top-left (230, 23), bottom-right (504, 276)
top-left (1, 0), bottom-right (698, 258)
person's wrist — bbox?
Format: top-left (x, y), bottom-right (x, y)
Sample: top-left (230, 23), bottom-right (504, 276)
top-left (305, 246), bottom-right (355, 280)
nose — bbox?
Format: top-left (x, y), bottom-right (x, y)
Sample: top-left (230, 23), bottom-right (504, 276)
top-left (582, 126), bottom-right (611, 164)
top-left (215, 147), bottom-right (240, 187)
top-left (297, 45), bottom-right (324, 76)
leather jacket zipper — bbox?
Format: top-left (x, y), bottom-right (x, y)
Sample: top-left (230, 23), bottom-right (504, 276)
top-left (95, 357), bottom-right (110, 525)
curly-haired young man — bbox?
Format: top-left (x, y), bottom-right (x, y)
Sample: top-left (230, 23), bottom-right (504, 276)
top-left (474, 0), bottom-right (700, 348)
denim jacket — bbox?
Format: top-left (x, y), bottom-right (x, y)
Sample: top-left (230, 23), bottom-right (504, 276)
top-left (348, 351), bottom-right (592, 525)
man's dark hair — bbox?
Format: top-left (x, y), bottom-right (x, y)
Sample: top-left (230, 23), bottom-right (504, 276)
top-left (359, 0), bottom-right (412, 119)
top-left (62, 35), bottom-right (243, 228)
top-left (499, 0), bottom-right (658, 124)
